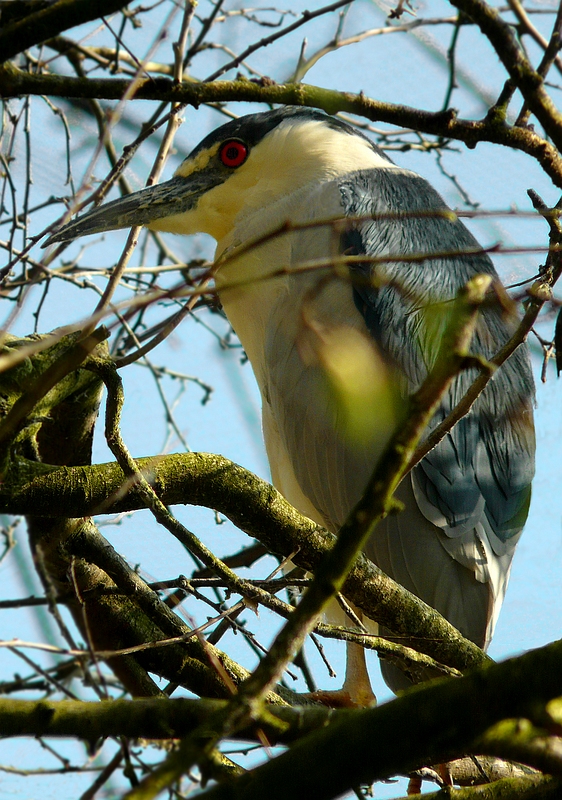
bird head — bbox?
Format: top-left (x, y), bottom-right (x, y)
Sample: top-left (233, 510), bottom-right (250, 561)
top-left (45, 107), bottom-right (392, 248)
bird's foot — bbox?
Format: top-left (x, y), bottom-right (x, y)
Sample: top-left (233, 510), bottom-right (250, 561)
top-left (438, 763), bottom-right (453, 786)
top-left (407, 763), bottom-right (452, 794)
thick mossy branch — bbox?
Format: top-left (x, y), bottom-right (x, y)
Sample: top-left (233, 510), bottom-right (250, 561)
top-left (4, 647), bottom-right (558, 800)
top-left (1, 451), bottom-right (488, 675)
top-left (0, 689), bottom-right (541, 791)
top-left (0, 328), bottom-right (108, 468)
top-left (393, 775), bottom-right (560, 799)
top-left (193, 638), bottom-right (562, 800)
top-left (475, 719), bottom-right (562, 777)
top-left (1, 638), bottom-right (561, 797)
top-left (7, 638), bottom-right (551, 800)
top-left (0, 695), bottom-right (335, 742)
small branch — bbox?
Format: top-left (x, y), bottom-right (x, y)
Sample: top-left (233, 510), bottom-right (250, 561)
top-left (313, 623), bottom-right (461, 677)
top-left (87, 357), bottom-right (292, 701)
top-left (507, 0), bottom-right (562, 78)
top-left (515, 0), bottom-right (562, 126)
top-left (1, 68), bottom-right (561, 186)
top-left (0, 0), bottom-right (131, 63)
top-left (203, 0), bottom-right (355, 82)
top-left (448, 0), bottom-right (562, 149)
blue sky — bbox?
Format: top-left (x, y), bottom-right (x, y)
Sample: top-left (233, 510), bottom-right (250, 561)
top-left (1, 0), bottom-right (561, 796)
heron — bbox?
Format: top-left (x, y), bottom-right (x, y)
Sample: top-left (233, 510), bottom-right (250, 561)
top-left (46, 106), bottom-right (535, 705)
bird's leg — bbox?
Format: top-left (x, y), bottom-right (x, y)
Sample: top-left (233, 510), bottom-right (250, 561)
top-left (407, 775), bottom-right (423, 795)
top-left (407, 763), bottom-right (452, 794)
top-left (342, 639), bottom-right (377, 707)
top-left (299, 642), bottom-right (376, 707)
top-left (299, 605), bottom-right (377, 708)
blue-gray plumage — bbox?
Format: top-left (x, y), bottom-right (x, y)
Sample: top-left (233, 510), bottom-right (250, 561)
top-left (46, 107), bottom-right (535, 701)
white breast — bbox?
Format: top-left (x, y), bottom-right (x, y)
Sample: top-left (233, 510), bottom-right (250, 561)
top-left (214, 180), bottom-right (402, 529)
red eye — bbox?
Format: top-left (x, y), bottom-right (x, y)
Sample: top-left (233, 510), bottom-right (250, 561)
top-left (219, 140), bottom-right (248, 168)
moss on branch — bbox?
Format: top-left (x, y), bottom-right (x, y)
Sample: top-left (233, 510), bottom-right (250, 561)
top-left (0, 450), bottom-right (488, 675)
top-left (2, 638), bottom-right (562, 797)
top-left (194, 638), bottom-right (562, 800)
top-left (394, 775), bottom-right (560, 799)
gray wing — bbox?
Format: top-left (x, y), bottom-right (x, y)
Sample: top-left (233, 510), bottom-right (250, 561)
top-left (340, 168), bottom-right (535, 545)
top-left (262, 169), bottom-right (535, 682)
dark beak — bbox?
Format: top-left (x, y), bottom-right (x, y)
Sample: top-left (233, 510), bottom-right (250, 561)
top-left (44, 171), bottom-right (223, 247)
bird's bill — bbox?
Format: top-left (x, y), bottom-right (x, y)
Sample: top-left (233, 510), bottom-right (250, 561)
top-left (44, 171), bottom-right (223, 247)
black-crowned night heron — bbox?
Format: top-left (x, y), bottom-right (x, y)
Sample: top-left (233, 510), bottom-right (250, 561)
top-left (47, 106), bottom-right (535, 704)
